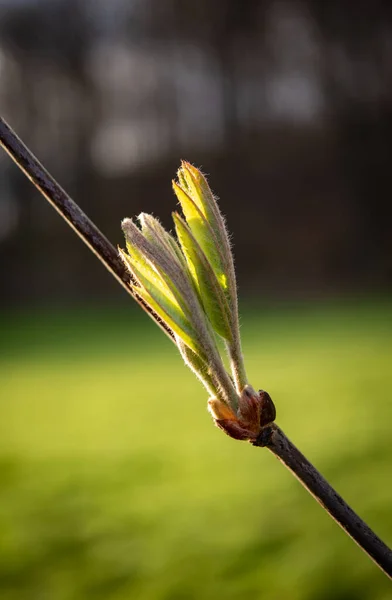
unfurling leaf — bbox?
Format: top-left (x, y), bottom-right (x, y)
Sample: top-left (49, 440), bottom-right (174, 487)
top-left (120, 162), bottom-right (273, 440)
top-left (173, 212), bottom-right (232, 341)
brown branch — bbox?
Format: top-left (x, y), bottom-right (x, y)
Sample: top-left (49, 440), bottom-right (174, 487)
top-left (0, 116), bottom-right (174, 342)
top-left (254, 424), bottom-right (392, 579)
top-left (1, 115), bottom-right (392, 580)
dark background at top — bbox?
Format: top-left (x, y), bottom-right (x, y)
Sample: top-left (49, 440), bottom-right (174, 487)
top-left (1, 0), bottom-right (392, 308)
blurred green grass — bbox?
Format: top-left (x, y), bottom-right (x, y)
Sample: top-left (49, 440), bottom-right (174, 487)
top-left (0, 300), bottom-right (391, 599)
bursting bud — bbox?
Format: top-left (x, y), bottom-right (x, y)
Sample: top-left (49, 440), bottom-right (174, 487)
top-left (120, 162), bottom-right (276, 442)
top-left (208, 386), bottom-right (276, 442)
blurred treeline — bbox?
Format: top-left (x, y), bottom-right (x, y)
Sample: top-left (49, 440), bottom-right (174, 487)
top-left (1, 0), bottom-right (392, 307)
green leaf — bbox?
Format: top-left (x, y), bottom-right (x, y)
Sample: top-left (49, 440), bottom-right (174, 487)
top-left (138, 213), bottom-right (186, 267)
top-left (123, 220), bottom-right (197, 322)
top-left (122, 245), bottom-right (178, 308)
top-left (179, 162), bottom-right (219, 222)
top-left (172, 181), bottom-right (228, 292)
top-left (120, 248), bottom-right (202, 355)
top-left (173, 213), bottom-right (232, 341)
top-left (133, 286), bottom-right (201, 355)
top-left (177, 338), bottom-right (220, 397)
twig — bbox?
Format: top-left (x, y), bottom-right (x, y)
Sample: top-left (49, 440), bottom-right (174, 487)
top-left (1, 115), bottom-right (392, 580)
top-left (0, 116), bottom-right (174, 341)
top-left (254, 424), bottom-right (392, 579)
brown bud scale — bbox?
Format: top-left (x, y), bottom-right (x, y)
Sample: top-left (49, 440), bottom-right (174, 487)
top-left (211, 388), bottom-right (276, 442)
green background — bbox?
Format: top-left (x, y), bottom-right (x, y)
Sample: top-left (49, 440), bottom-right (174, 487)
top-left (1, 300), bottom-right (391, 599)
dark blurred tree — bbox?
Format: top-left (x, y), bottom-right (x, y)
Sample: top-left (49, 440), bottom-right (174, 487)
top-left (0, 0), bottom-right (102, 304)
top-left (310, 0), bottom-right (392, 284)
top-left (128, 0), bottom-right (269, 146)
top-left (1, 0), bottom-right (392, 306)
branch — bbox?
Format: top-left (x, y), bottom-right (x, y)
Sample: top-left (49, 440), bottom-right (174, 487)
top-left (0, 116), bottom-right (174, 342)
top-left (1, 115), bottom-right (391, 580)
top-left (254, 424), bottom-right (392, 579)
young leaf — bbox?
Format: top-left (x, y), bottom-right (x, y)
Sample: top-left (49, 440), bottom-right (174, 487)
top-left (138, 213), bottom-right (186, 267)
top-left (176, 338), bottom-right (220, 397)
top-left (172, 181), bottom-right (228, 292)
top-left (173, 212), bottom-right (232, 341)
top-left (119, 247), bottom-right (202, 355)
top-left (123, 218), bottom-right (197, 321)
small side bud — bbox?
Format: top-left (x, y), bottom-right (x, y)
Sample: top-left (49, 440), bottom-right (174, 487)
top-left (237, 385), bottom-right (261, 433)
top-left (258, 390), bottom-right (276, 427)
